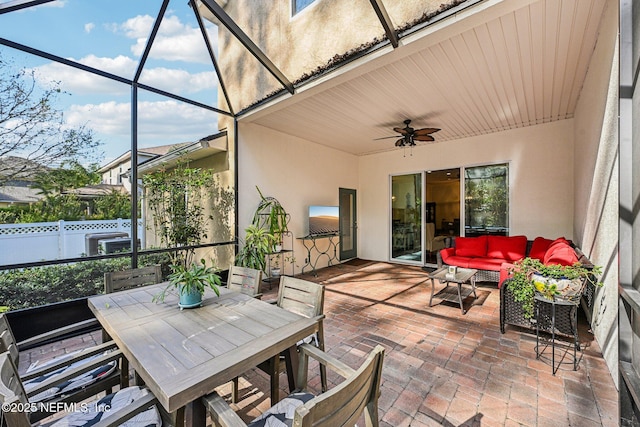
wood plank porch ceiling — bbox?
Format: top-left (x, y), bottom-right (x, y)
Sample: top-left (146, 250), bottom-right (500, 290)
top-left (241, 0), bottom-right (609, 156)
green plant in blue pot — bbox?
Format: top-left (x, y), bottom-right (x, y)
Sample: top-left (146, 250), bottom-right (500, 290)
top-left (153, 259), bottom-right (221, 309)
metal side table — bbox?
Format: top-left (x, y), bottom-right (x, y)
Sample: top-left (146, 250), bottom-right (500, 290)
top-left (534, 279), bottom-right (585, 375)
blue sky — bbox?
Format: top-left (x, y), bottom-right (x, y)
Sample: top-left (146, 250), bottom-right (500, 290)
top-left (0, 0), bottom-right (222, 164)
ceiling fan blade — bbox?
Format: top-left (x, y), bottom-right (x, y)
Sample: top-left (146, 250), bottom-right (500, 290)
top-left (395, 138), bottom-right (405, 147)
top-left (373, 135), bottom-right (402, 140)
top-left (413, 128), bottom-right (441, 136)
top-left (413, 135), bottom-right (435, 142)
top-left (393, 127), bottom-right (409, 135)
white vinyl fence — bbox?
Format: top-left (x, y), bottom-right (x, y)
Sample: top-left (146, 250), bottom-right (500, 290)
top-left (0, 219), bottom-right (144, 266)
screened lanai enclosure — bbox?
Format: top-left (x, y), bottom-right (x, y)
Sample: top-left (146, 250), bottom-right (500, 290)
top-left (0, 0), bottom-right (474, 308)
top-left (0, 0), bottom-right (633, 423)
top-left (0, 0), bottom-right (246, 345)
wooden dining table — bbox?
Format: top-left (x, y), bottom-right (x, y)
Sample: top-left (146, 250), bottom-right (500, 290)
top-left (88, 283), bottom-right (319, 427)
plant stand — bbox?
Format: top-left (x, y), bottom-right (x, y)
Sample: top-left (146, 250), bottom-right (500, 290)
top-left (264, 231), bottom-right (294, 289)
top-left (534, 288), bottom-right (583, 375)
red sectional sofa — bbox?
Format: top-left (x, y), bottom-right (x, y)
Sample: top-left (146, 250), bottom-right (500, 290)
top-left (438, 235), bottom-right (582, 285)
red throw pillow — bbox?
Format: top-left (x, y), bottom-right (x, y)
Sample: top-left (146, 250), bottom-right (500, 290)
top-left (455, 236), bottom-right (488, 257)
top-left (543, 242), bottom-right (579, 266)
top-left (547, 237), bottom-right (571, 250)
top-left (529, 237), bottom-right (553, 261)
top-left (487, 235), bottom-right (528, 262)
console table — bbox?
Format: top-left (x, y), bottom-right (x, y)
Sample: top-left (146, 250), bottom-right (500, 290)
top-left (298, 233), bottom-right (340, 276)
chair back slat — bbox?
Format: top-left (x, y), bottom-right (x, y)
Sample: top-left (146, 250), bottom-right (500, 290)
top-left (227, 266), bottom-right (262, 297)
top-left (296, 345), bottom-right (384, 427)
top-left (277, 276), bottom-right (324, 319)
top-left (0, 352), bottom-right (31, 427)
top-left (105, 265), bottom-right (162, 294)
top-left (0, 315), bottom-right (19, 365)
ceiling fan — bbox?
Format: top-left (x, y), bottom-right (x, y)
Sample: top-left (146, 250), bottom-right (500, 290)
top-left (376, 119), bottom-right (441, 147)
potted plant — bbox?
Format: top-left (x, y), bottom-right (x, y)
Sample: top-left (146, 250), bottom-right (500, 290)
top-left (235, 224), bottom-right (274, 272)
top-left (270, 256), bottom-right (281, 278)
top-left (153, 259), bottom-right (221, 308)
top-left (506, 257), bottom-right (602, 319)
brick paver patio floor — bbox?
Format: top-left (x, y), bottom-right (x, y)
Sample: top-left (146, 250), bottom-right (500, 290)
top-left (22, 260), bottom-right (618, 426)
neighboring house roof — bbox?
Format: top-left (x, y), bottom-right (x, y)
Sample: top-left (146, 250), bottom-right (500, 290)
top-left (0, 181), bottom-right (42, 204)
top-left (137, 132), bottom-right (228, 174)
top-left (98, 143), bottom-right (190, 173)
top-left (0, 156), bottom-right (50, 181)
top-left (139, 143), bottom-right (190, 156)
top-left (63, 184), bottom-right (128, 199)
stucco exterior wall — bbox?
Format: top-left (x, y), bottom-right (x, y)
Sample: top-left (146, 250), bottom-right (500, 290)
top-left (211, 0), bottom-right (461, 112)
top-left (572, 0), bottom-right (618, 386)
top-left (358, 120), bottom-right (575, 262)
top-left (141, 150), bottom-right (235, 270)
top-left (236, 122), bottom-right (358, 272)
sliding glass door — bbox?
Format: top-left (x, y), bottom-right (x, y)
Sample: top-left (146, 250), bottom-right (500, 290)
top-left (389, 163), bottom-right (510, 265)
top-left (390, 173), bottom-right (423, 263)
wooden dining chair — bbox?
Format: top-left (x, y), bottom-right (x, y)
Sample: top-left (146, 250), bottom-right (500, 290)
top-left (274, 276), bottom-right (327, 393)
top-left (231, 276), bottom-right (326, 404)
top-left (103, 264), bottom-right (163, 346)
top-left (104, 264), bottom-right (162, 294)
top-left (203, 343), bottom-right (385, 427)
top-left (227, 266), bottom-right (263, 402)
top-left (226, 265), bottom-right (263, 298)
top-left (0, 314), bottom-right (126, 422)
top-left (0, 351), bottom-right (162, 427)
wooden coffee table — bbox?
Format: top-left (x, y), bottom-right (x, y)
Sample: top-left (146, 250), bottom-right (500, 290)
top-left (428, 267), bottom-right (478, 314)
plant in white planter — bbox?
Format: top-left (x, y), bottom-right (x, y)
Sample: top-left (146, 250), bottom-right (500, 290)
top-left (507, 257), bottom-right (602, 319)
top-left (153, 259), bottom-right (221, 308)
top-left (270, 256), bottom-right (281, 278)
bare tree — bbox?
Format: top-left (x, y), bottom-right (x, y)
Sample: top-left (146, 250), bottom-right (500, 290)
top-left (0, 54), bottom-right (101, 184)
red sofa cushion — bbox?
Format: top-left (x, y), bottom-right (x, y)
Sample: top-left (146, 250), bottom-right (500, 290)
top-left (529, 237), bottom-right (553, 261)
top-left (455, 236), bottom-right (488, 257)
top-left (543, 239), bottom-right (579, 266)
top-left (443, 255), bottom-right (473, 268)
top-left (487, 235), bottom-right (527, 262)
top-left (440, 247), bottom-right (456, 264)
top-left (467, 257), bottom-right (507, 271)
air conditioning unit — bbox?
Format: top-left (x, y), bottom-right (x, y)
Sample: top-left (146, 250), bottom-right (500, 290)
top-left (101, 238), bottom-right (131, 254)
top-left (85, 232), bottom-right (129, 255)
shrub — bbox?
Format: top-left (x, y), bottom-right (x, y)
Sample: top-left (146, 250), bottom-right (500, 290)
top-left (0, 253), bottom-right (171, 310)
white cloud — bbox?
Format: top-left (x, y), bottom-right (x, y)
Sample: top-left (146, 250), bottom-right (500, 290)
top-left (84, 23), bottom-right (95, 33)
top-left (66, 101), bottom-right (131, 137)
top-left (139, 68), bottom-right (216, 93)
top-left (112, 14), bottom-right (218, 64)
top-left (31, 55), bottom-right (216, 96)
top-left (32, 55), bottom-right (137, 95)
top-left (118, 14), bottom-right (155, 39)
top-left (66, 100), bottom-right (219, 143)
